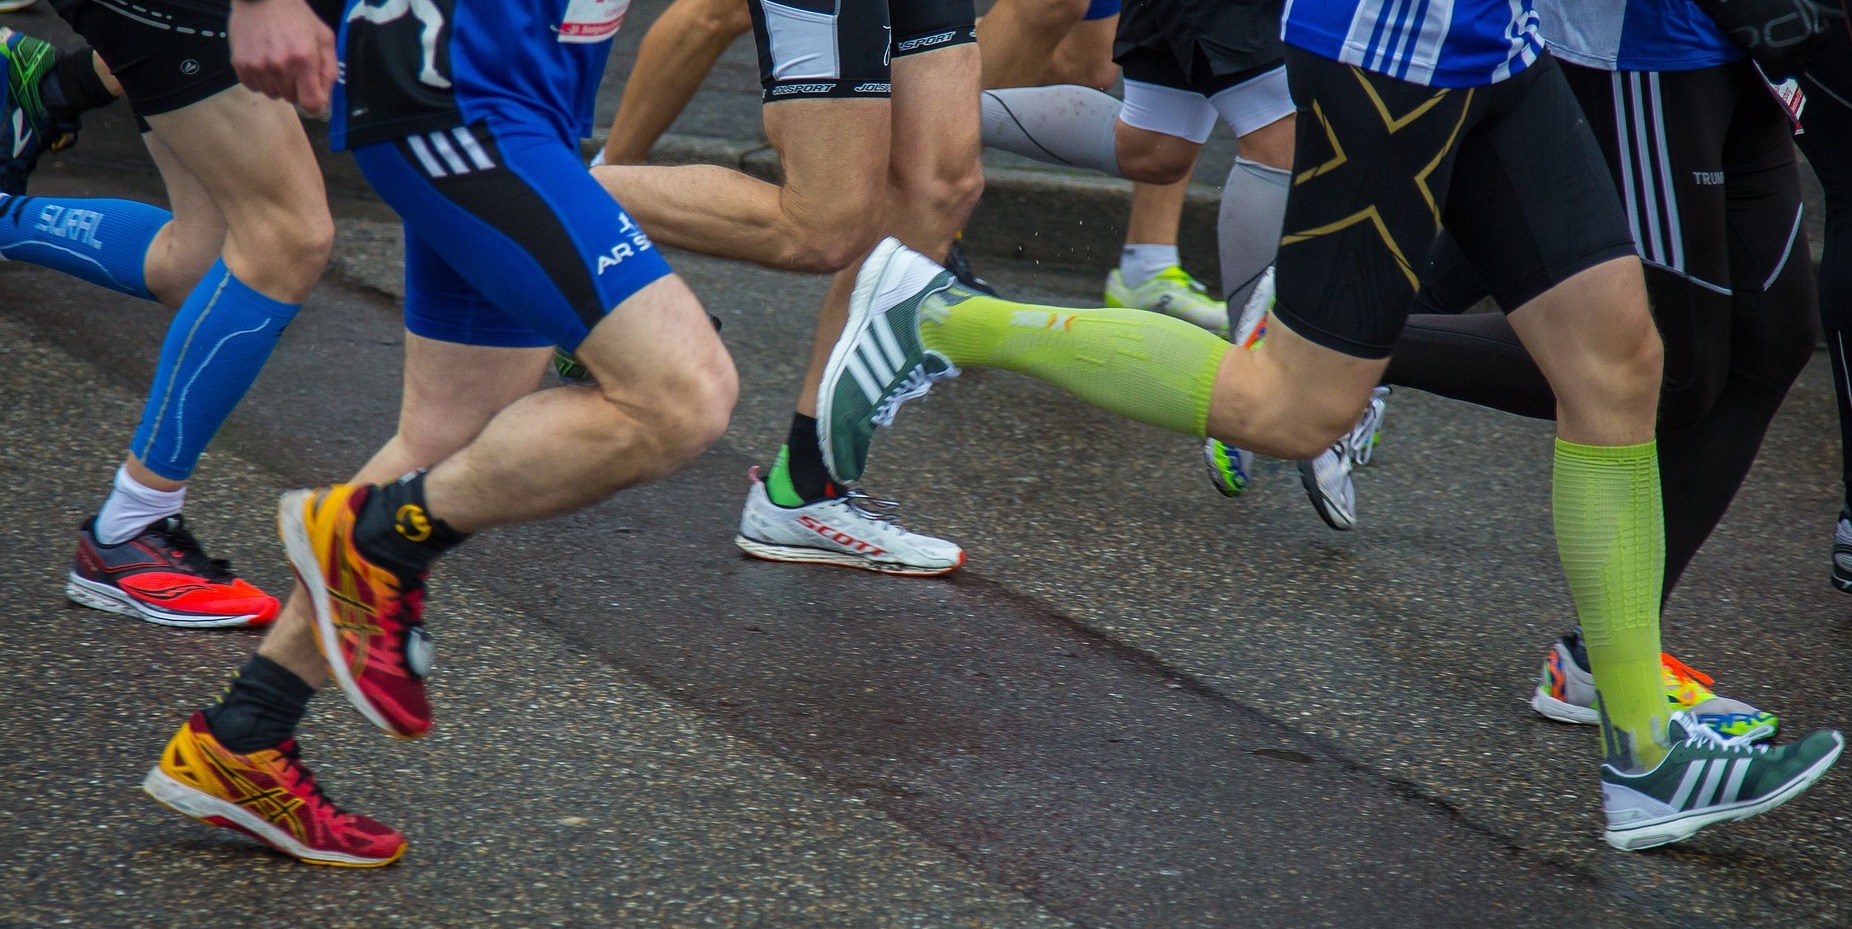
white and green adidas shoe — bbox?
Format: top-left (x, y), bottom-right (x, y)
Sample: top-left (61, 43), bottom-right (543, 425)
top-left (817, 237), bottom-right (962, 484)
top-left (1104, 266), bottom-right (1227, 338)
top-left (1601, 711), bottom-right (1842, 851)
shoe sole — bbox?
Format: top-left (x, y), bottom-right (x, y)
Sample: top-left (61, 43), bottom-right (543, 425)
top-left (818, 238), bottom-right (906, 486)
top-left (1296, 461), bottom-right (1355, 531)
top-left (1604, 735), bottom-right (1844, 851)
top-left (1833, 566), bottom-right (1852, 593)
top-left (278, 490), bottom-right (423, 741)
top-left (735, 534), bottom-right (963, 577)
top-left (143, 766), bottom-right (405, 867)
top-left (1529, 688), bottom-right (1598, 725)
top-left (65, 573), bottom-right (270, 628)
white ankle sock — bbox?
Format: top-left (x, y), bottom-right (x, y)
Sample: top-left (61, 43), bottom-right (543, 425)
top-left (1119, 244), bottom-right (1180, 288)
top-left (95, 465), bottom-right (186, 545)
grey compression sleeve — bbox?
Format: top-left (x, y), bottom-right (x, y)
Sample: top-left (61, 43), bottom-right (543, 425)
top-left (979, 85), bottom-right (1122, 177)
top-left (1219, 156), bottom-right (1290, 319)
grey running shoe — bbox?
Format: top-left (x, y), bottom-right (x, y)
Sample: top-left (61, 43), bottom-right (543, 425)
top-left (1832, 506), bottom-right (1852, 593)
top-left (1297, 386), bottom-right (1389, 531)
top-left (817, 237), bottom-right (960, 484)
top-left (1202, 439), bottom-right (1253, 497)
top-left (1601, 711), bottom-right (1841, 851)
top-left (734, 467), bottom-right (963, 575)
top-left (1530, 631), bottom-right (1778, 740)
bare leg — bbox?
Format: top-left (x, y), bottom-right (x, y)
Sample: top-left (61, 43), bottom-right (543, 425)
top-left (592, 98), bottom-right (890, 273)
top-left (975, 0), bottom-right (1090, 89)
top-left (599, 0), bottom-right (752, 164)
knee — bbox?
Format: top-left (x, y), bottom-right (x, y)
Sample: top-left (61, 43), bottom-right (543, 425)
top-left (243, 208), bottom-right (335, 300)
top-left (774, 212), bottom-right (885, 274)
top-left (704, 0), bottom-right (754, 38)
top-left (615, 354), bottom-right (738, 476)
top-left (1115, 141), bottom-right (1195, 185)
top-left (891, 155), bottom-right (986, 232)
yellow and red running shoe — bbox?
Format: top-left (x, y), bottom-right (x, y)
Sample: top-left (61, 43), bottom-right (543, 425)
top-left (279, 484), bottom-right (433, 740)
top-left (1530, 632), bottom-right (1779, 740)
top-left (143, 712), bottom-right (406, 866)
top-left (67, 515), bottom-right (278, 628)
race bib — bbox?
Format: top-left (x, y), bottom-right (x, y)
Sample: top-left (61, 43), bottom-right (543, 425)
top-left (561, 0), bottom-right (628, 44)
top-left (1755, 62), bottom-right (1808, 134)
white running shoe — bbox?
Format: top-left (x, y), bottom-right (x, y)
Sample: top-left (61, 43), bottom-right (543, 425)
top-left (1297, 386), bottom-right (1389, 531)
top-left (1104, 266), bottom-right (1228, 338)
top-left (735, 468), bottom-right (964, 576)
top-left (1232, 266), bottom-right (1273, 350)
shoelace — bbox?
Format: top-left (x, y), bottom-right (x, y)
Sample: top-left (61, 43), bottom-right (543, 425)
top-left (149, 517), bottom-right (239, 583)
top-left (1344, 392), bottom-right (1388, 467)
top-left (1675, 713), bottom-right (1774, 755)
top-left (871, 366), bottom-right (939, 428)
top-left (1660, 653), bottom-right (1716, 689)
top-left (275, 741), bottom-right (352, 820)
top-left (840, 488), bottom-right (905, 526)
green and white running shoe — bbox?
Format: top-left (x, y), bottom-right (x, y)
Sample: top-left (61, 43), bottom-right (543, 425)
top-left (1202, 439), bottom-right (1253, 497)
top-left (1105, 265), bottom-right (1227, 338)
top-left (1, 28), bottom-right (78, 195)
top-left (1601, 711), bottom-right (1842, 851)
top-left (817, 237), bottom-right (961, 484)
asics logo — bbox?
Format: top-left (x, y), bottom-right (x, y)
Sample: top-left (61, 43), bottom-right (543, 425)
top-left (395, 504), bottom-right (432, 543)
top-left (796, 515), bottom-right (890, 557)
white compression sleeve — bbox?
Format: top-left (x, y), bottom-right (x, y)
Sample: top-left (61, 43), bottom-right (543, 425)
top-left (979, 85), bottom-right (1123, 178)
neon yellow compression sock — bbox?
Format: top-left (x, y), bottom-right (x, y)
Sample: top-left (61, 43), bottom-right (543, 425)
top-left (1553, 438), bottom-right (1669, 772)
top-left (921, 290), bottom-right (1228, 437)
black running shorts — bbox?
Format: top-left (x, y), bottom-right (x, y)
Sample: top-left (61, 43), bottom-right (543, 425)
top-left (747, 0), bottom-right (976, 102)
top-left (55, 0), bottom-right (238, 128)
top-left (1272, 49), bottom-right (1635, 359)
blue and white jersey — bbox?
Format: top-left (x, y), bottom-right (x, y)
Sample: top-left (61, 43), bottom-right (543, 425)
top-left (1280, 0), bottom-right (1545, 87)
top-left (1537, 0), bottom-right (1742, 72)
top-left (333, 0), bottom-right (630, 150)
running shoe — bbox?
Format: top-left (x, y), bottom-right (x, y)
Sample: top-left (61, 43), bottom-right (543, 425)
top-left (0, 2), bottom-right (41, 12)
top-left (817, 237), bottom-right (961, 484)
top-left (1601, 711), bottom-right (1841, 851)
top-left (1104, 265), bottom-right (1228, 338)
top-left (1296, 386), bottom-right (1389, 531)
top-left (1233, 266), bottom-right (1273, 350)
top-left (67, 515), bottom-right (279, 628)
top-left (143, 712), bottom-right (407, 866)
top-left (1832, 505), bottom-right (1852, 593)
top-left (1530, 632), bottom-right (1780, 740)
top-left (279, 484), bottom-right (433, 740)
top-left (553, 347), bottom-right (593, 384)
top-left (1202, 439), bottom-right (1253, 497)
top-left (1, 28), bottom-right (79, 195)
top-left (735, 467), bottom-right (964, 576)
top-left (944, 239), bottom-right (998, 297)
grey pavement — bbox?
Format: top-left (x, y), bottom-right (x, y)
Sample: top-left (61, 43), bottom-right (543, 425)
top-left (3, 4), bottom-right (1852, 928)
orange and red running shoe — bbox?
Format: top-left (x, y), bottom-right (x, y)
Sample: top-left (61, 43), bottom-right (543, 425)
top-left (66, 515), bottom-right (278, 628)
top-left (279, 484), bottom-right (434, 739)
top-left (143, 712), bottom-right (406, 866)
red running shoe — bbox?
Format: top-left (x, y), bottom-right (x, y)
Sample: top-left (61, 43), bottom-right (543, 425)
top-left (67, 516), bottom-right (279, 628)
top-left (143, 712), bottom-right (406, 866)
top-left (279, 484), bottom-right (433, 739)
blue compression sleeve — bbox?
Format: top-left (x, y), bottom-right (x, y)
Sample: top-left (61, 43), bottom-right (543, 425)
top-left (131, 260), bottom-right (300, 480)
top-left (0, 192), bottom-right (167, 300)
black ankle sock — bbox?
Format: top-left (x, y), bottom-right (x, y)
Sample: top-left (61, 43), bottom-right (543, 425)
top-left (43, 47), bottom-right (112, 125)
top-left (785, 414), bottom-right (839, 502)
top-left (201, 655), bottom-right (314, 753)
top-left (353, 470), bottom-right (468, 577)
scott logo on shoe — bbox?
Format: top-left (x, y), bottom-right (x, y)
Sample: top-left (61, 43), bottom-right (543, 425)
top-left (796, 515), bottom-right (889, 557)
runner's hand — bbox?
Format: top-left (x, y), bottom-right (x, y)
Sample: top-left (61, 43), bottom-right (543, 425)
top-left (228, 0), bottom-right (339, 116)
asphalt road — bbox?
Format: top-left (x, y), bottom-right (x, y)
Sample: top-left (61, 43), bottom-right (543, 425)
top-left (4, 8), bottom-right (1852, 929)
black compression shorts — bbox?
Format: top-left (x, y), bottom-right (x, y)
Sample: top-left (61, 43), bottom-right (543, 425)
top-left (1272, 49), bottom-right (1635, 359)
top-left (56, 0), bottom-right (237, 129)
top-left (747, 0), bottom-right (976, 102)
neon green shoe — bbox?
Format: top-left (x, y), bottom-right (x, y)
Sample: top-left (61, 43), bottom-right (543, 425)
top-left (1104, 266), bottom-right (1228, 338)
